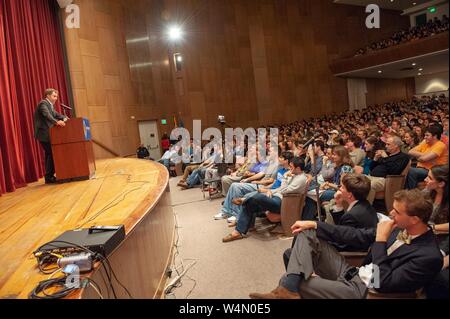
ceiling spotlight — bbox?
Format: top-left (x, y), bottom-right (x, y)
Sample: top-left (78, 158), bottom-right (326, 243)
top-left (412, 63), bottom-right (417, 66)
top-left (168, 25), bottom-right (183, 41)
top-left (378, 70), bottom-right (383, 74)
top-left (419, 68), bottom-right (423, 71)
top-left (418, 73), bottom-right (422, 76)
top-left (413, 2), bottom-right (417, 5)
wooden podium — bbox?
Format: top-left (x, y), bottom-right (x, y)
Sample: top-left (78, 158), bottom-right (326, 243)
top-left (50, 118), bottom-right (96, 181)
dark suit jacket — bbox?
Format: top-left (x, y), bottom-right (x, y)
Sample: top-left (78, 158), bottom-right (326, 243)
top-left (33, 99), bottom-right (65, 143)
top-left (329, 200), bottom-right (378, 251)
top-left (317, 224), bottom-right (443, 293)
top-left (363, 229), bottom-right (443, 294)
top-left (317, 221), bottom-right (376, 252)
top-left (370, 151), bottom-right (410, 178)
top-left (334, 199), bottom-right (379, 228)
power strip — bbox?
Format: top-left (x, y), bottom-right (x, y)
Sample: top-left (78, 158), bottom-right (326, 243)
top-left (164, 261), bottom-right (197, 294)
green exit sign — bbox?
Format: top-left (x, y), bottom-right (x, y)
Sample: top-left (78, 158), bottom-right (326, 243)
top-left (161, 119), bottom-right (167, 125)
top-left (428, 7), bottom-right (437, 13)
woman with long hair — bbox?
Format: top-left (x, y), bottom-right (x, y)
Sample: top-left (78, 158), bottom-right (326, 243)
top-left (424, 165), bottom-right (449, 232)
top-left (362, 136), bottom-right (382, 175)
top-left (424, 165), bottom-right (449, 299)
top-left (402, 130), bottom-right (420, 152)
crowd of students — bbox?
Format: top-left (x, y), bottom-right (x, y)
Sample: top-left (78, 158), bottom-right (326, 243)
top-left (160, 94), bottom-right (449, 299)
top-left (354, 16), bottom-right (449, 56)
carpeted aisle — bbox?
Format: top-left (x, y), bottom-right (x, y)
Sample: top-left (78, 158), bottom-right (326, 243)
top-left (167, 176), bottom-right (293, 299)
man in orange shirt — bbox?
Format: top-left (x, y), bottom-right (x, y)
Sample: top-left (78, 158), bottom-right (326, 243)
top-left (406, 125), bottom-right (448, 189)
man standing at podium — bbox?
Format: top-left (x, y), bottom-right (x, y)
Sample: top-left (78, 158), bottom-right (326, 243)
top-left (33, 88), bottom-right (67, 184)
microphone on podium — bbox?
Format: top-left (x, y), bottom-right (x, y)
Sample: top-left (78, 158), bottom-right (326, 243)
top-left (61, 103), bottom-right (72, 118)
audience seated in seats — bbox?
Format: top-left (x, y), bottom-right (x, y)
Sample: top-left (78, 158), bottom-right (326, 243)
top-left (362, 136), bottom-right (382, 175)
top-left (347, 136), bottom-right (366, 167)
top-left (301, 145), bottom-right (335, 220)
top-left (327, 174), bottom-right (378, 231)
top-left (304, 140), bottom-right (325, 177)
top-left (357, 129), bottom-right (367, 151)
top-left (407, 125), bottom-right (449, 189)
top-left (158, 145), bottom-right (180, 171)
top-left (365, 135), bottom-right (411, 204)
top-left (178, 148), bottom-right (221, 189)
top-left (424, 165), bottom-right (449, 238)
top-left (219, 153), bottom-right (252, 196)
top-left (229, 151), bottom-right (295, 225)
top-left (424, 165), bottom-right (449, 298)
top-left (214, 149), bottom-right (279, 222)
top-left (222, 157), bottom-right (308, 243)
top-left (401, 129), bottom-right (420, 166)
top-left (353, 16), bottom-right (449, 56)
top-left (249, 189), bottom-right (443, 299)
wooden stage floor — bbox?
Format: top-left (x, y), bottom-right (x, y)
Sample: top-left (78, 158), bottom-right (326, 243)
top-left (0, 158), bottom-right (173, 299)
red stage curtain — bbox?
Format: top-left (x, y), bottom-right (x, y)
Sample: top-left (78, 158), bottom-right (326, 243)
top-left (0, 0), bottom-right (69, 194)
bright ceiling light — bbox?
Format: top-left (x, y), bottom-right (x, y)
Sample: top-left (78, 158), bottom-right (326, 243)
top-left (168, 25), bottom-right (183, 41)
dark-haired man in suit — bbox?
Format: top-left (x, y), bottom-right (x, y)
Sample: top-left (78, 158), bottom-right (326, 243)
top-left (34, 88), bottom-right (67, 184)
top-left (250, 189), bottom-right (443, 299)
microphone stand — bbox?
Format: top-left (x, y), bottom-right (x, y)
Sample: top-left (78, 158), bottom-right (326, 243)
top-left (310, 154), bottom-right (322, 222)
top-left (61, 103), bottom-right (72, 118)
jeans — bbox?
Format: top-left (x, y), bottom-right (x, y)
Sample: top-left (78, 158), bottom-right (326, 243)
top-left (236, 194), bottom-right (282, 234)
top-left (221, 183), bottom-right (258, 217)
top-left (187, 167), bottom-right (206, 188)
top-left (406, 167), bottom-right (429, 189)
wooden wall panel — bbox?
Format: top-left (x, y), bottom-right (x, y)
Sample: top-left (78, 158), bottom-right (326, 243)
top-left (366, 78), bottom-right (416, 106)
top-left (63, 0), bottom-right (179, 159)
top-left (63, 0), bottom-right (410, 159)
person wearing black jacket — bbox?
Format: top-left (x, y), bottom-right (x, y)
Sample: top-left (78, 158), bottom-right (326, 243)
top-left (250, 189), bottom-right (443, 299)
top-left (297, 174), bottom-right (378, 254)
top-left (329, 174), bottom-right (378, 229)
top-left (33, 89), bottom-right (67, 184)
top-left (367, 135), bottom-right (410, 204)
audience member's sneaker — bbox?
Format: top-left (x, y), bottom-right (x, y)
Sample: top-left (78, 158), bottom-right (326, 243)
top-left (227, 216), bottom-right (237, 223)
top-left (214, 212), bottom-right (228, 220)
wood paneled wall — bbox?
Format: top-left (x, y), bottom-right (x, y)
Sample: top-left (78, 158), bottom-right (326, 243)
top-left (63, 0), bottom-right (178, 159)
top-left (62, 0), bottom-right (409, 157)
top-left (366, 77), bottom-right (416, 106)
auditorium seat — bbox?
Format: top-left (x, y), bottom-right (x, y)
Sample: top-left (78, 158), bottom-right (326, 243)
top-left (366, 288), bottom-right (424, 299)
top-left (280, 193), bottom-right (306, 237)
top-left (341, 251), bottom-right (367, 268)
top-left (375, 161), bottom-right (411, 212)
